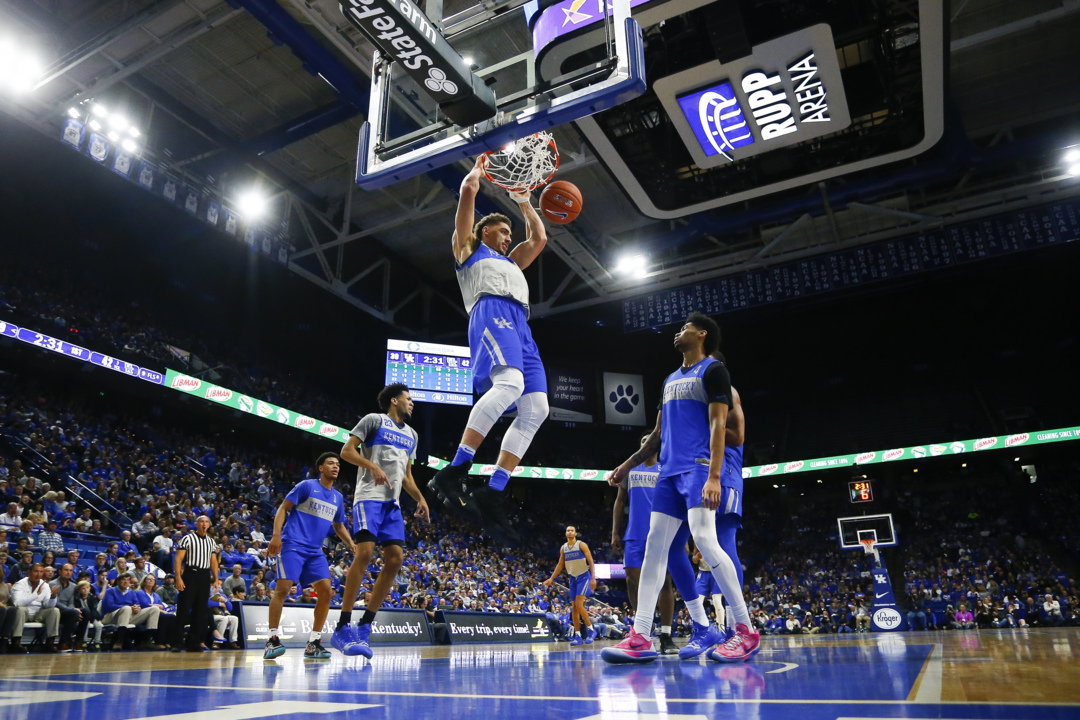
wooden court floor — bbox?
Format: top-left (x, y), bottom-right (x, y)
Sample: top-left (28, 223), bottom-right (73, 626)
top-left (1, 628), bottom-right (1078, 719)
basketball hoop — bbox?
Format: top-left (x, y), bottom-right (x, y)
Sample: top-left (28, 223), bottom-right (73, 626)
top-left (860, 537), bottom-right (880, 564)
top-left (483, 132), bottom-right (559, 192)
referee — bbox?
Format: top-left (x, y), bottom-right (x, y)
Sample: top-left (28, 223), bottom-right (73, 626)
top-left (171, 515), bottom-right (219, 652)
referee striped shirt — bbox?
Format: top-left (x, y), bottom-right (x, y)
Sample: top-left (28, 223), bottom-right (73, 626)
top-left (178, 532), bottom-right (218, 570)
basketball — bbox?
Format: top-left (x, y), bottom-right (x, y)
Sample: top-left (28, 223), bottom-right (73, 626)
top-left (539, 181), bottom-right (582, 224)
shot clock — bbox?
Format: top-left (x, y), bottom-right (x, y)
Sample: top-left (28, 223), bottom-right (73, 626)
top-left (849, 480), bottom-right (874, 503)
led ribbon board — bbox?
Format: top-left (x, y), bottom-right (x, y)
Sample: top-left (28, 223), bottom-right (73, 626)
top-left (5, 319), bottom-right (1079, 482)
top-left (338, 0), bottom-right (497, 126)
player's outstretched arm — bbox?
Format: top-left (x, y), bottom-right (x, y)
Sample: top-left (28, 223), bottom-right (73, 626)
top-left (544, 549), bottom-right (566, 586)
top-left (508, 193), bottom-right (547, 270)
top-left (401, 464), bottom-right (430, 524)
top-left (453, 156), bottom-right (486, 265)
top-left (267, 498), bottom-right (295, 557)
top-left (611, 410), bottom-right (661, 484)
top-left (611, 485), bottom-right (627, 552)
top-left (582, 542), bottom-right (597, 592)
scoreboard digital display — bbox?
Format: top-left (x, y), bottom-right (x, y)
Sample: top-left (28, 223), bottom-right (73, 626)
top-left (384, 339), bottom-right (473, 406)
top-left (849, 480), bottom-right (874, 503)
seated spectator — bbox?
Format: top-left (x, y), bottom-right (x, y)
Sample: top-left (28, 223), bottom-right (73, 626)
top-left (73, 579), bottom-right (104, 651)
top-left (7, 550), bottom-right (34, 585)
top-left (131, 514), bottom-right (158, 552)
top-left (907, 594), bottom-right (927, 630)
top-left (0, 502), bottom-right (21, 531)
top-left (50, 562), bottom-right (80, 651)
top-left (117, 531), bottom-right (138, 557)
top-left (10, 562), bottom-right (61, 653)
top-left (1043, 594), bottom-right (1066, 627)
top-left (222, 564), bottom-right (247, 600)
top-left (34, 520), bottom-right (64, 554)
top-left (101, 573), bottom-right (162, 650)
top-left (65, 550), bottom-right (86, 578)
top-left (107, 558), bottom-right (130, 585)
top-left (855, 602), bottom-right (871, 633)
top-left (158, 574), bottom-right (179, 606)
top-left (783, 613), bottom-right (802, 634)
top-left (208, 580), bottom-right (239, 649)
top-left (130, 557), bottom-right (151, 586)
top-left (952, 603), bottom-right (976, 629)
top-left (246, 583), bottom-right (269, 602)
top-left (135, 575), bottom-right (173, 649)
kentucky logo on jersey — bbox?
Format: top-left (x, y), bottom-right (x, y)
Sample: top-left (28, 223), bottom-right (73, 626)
top-left (494, 317), bottom-right (514, 329)
top-left (296, 495), bottom-right (338, 522)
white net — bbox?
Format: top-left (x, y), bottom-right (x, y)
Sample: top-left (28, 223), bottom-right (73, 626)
top-left (483, 132), bottom-right (560, 192)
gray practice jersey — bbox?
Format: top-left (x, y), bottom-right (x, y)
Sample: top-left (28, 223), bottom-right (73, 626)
top-left (350, 413), bottom-right (418, 503)
top-left (455, 242), bottom-right (531, 316)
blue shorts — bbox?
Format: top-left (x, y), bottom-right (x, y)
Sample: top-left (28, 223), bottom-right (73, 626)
top-left (719, 486), bottom-right (743, 518)
top-left (623, 538), bottom-right (646, 569)
top-left (353, 500), bottom-right (406, 545)
top-left (278, 546), bottom-right (330, 588)
top-left (468, 296), bottom-right (547, 396)
top-left (569, 571), bottom-right (593, 598)
top-left (652, 466), bottom-right (712, 520)
top-left (696, 570), bottom-right (720, 597)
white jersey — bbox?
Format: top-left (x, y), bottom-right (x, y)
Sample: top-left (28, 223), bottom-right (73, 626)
top-left (350, 413), bottom-right (418, 503)
top-left (455, 242), bottom-right (531, 316)
top-left (562, 540), bottom-right (589, 577)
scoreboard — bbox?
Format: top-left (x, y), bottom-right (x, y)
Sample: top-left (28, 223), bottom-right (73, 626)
top-left (384, 339), bottom-right (473, 406)
top-left (849, 480), bottom-right (874, 503)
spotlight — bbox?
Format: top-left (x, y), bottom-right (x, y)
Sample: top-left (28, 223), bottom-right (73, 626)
top-left (502, 141), bottom-right (517, 154)
top-left (772, 484), bottom-right (778, 488)
top-left (108, 114), bottom-right (129, 132)
top-left (0, 39), bottom-right (42, 94)
top-left (88, 119), bottom-right (101, 131)
top-left (1068, 163), bottom-right (1080, 177)
top-left (121, 138), bottom-right (138, 153)
top-left (91, 103), bottom-right (108, 118)
top-left (237, 190), bottom-right (269, 219)
top-left (1065, 147), bottom-right (1080, 164)
top-left (463, 55), bottom-right (474, 66)
top-left (614, 254), bottom-right (647, 279)
top-left (107, 131), bottom-right (120, 142)
top-left (961, 463), bottom-right (967, 468)
top-left (67, 107), bottom-right (80, 119)
top-left (128, 127), bottom-right (140, 138)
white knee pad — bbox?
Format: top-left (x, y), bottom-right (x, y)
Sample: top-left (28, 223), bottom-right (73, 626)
top-left (500, 391), bottom-right (548, 458)
top-left (465, 366), bottom-right (525, 438)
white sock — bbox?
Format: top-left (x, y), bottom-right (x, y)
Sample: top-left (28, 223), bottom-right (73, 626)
top-left (688, 507), bottom-right (752, 629)
top-left (309, 631), bottom-right (321, 642)
top-left (269, 627), bottom-right (281, 638)
top-left (660, 625), bottom-right (671, 635)
top-left (713, 594), bottom-right (726, 628)
top-left (633, 512), bottom-right (684, 637)
top-left (685, 596), bottom-right (709, 626)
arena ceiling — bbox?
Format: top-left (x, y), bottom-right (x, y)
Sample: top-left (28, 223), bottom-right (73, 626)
top-left (2, 0), bottom-right (1080, 331)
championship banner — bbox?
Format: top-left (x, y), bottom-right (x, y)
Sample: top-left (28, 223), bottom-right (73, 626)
top-left (547, 367), bottom-right (594, 422)
top-left (242, 604), bottom-right (431, 647)
top-left (436, 611), bottom-right (553, 644)
top-left (603, 372), bottom-right (646, 426)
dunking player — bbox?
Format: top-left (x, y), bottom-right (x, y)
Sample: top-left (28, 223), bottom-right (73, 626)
top-left (611, 437), bottom-right (677, 655)
top-left (602, 312), bottom-right (759, 664)
top-left (429, 156), bottom-right (549, 537)
top-left (263, 453), bottom-right (354, 659)
top-left (331, 384), bottom-right (430, 658)
top-left (543, 525), bottom-right (597, 645)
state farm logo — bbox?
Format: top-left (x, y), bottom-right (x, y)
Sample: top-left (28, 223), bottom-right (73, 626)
top-left (883, 448), bottom-right (904, 462)
top-left (275, 408), bottom-right (290, 424)
top-left (783, 460), bottom-right (804, 473)
top-left (295, 416), bottom-right (317, 431)
top-left (759, 463), bottom-right (778, 476)
top-left (742, 467), bottom-right (752, 478)
top-left (929, 444), bottom-right (946, 456)
top-left (511, 466), bottom-right (525, 476)
top-left (171, 375), bottom-right (201, 392)
top-left (854, 452), bottom-right (877, 464)
top-left (973, 437), bottom-right (998, 451)
top-left (204, 386), bottom-right (232, 402)
top-left (256, 401), bottom-right (273, 417)
top-left (580, 469), bottom-right (599, 480)
top-left (480, 464), bottom-right (497, 475)
top-left (318, 423), bottom-right (339, 437)
top-left (1006, 433), bottom-right (1029, 447)
top-left (545, 468), bottom-right (559, 478)
top-left (238, 396), bottom-right (254, 413)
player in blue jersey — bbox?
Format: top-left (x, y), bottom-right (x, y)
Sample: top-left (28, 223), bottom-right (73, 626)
top-left (611, 437), bottom-right (678, 654)
top-left (331, 384), bottom-right (430, 659)
top-left (264, 452), bottom-right (354, 659)
top-left (543, 526), bottom-right (597, 645)
top-left (429, 156), bottom-right (550, 540)
top-left (602, 312), bottom-right (759, 664)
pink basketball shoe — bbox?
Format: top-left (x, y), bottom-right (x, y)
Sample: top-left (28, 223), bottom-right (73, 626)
top-left (600, 629), bottom-right (658, 664)
top-left (707, 623), bottom-right (760, 663)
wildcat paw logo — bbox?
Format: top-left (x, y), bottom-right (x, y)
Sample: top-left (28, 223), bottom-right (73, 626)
top-left (609, 385), bottom-right (639, 414)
